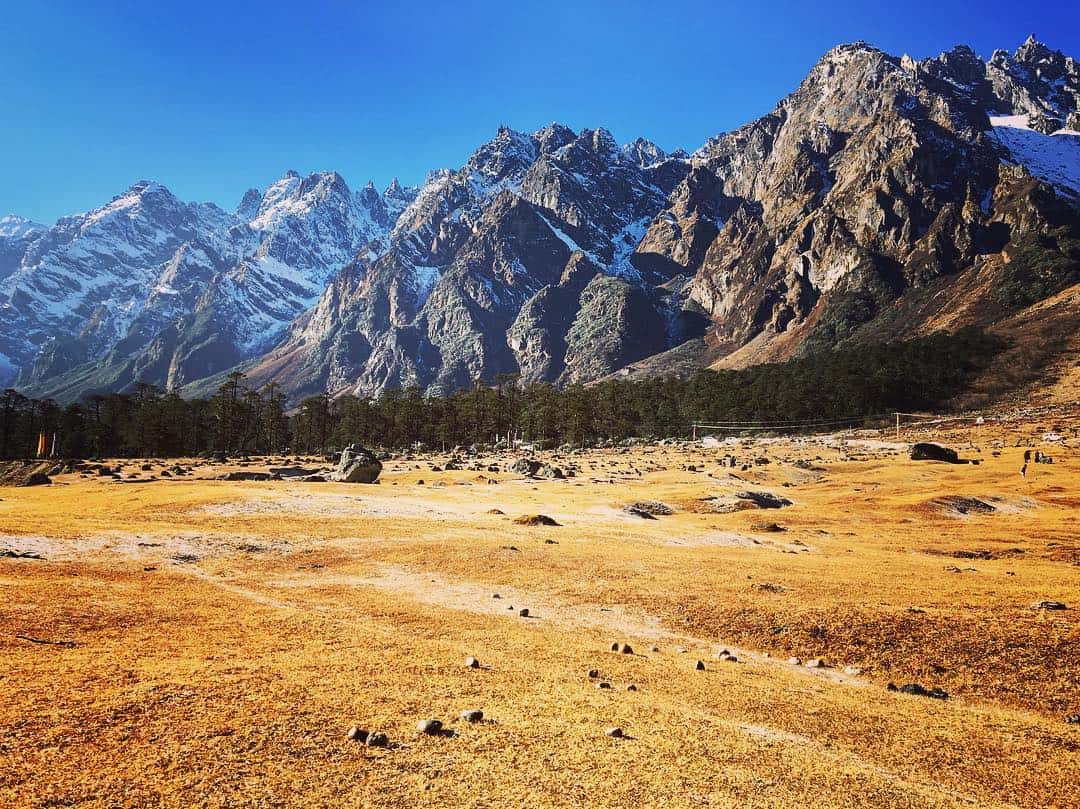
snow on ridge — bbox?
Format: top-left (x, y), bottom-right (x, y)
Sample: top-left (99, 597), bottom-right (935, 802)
top-left (990, 116), bottom-right (1080, 197)
top-left (0, 215), bottom-right (46, 240)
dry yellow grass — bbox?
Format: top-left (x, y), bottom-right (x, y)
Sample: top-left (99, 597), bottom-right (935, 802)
top-left (1, 416), bottom-right (1078, 807)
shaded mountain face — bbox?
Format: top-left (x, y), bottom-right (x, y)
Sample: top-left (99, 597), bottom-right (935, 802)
top-left (237, 124), bottom-right (693, 399)
top-left (677, 39), bottom-right (1080, 369)
top-left (5, 36), bottom-right (1079, 404)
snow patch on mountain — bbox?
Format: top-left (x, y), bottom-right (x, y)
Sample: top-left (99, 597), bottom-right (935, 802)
top-left (990, 115), bottom-right (1080, 197)
top-left (0, 215), bottom-right (46, 240)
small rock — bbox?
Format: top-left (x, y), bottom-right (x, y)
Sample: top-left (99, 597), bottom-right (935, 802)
top-left (619, 643), bottom-right (633, 655)
top-left (1066, 714), bottom-right (1080, 725)
top-left (626, 684), bottom-right (638, 692)
top-left (650, 645), bottom-right (661, 653)
top-left (464, 656), bottom-right (480, 669)
top-left (365, 731), bottom-right (389, 748)
top-left (695, 660), bottom-right (706, 671)
top-left (605, 727), bottom-right (624, 738)
top-left (787, 657), bottom-right (802, 665)
top-left (1031, 600), bottom-right (1067, 610)
top-left (596, 682), bottom-right (612, 689)
top-left (805, 658), bottom-right (826, 669)
top-left (518, 608), bottom-right (530, 617)
top-left (346, 727), bottom-right (369, 742)
top-left (587, 669), bottom-right (599, 679)
top-left (417, 719), bottom-right (444, 735)
top-left (460, 710), bottom-right (484, 723)
top-left (610, 642), bottom-right (620, 652)
top-left (895, 683), bottom-right (949, 700)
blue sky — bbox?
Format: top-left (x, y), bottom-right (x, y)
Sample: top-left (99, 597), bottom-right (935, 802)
top-left (2, 0), bottom-right (1077, 224)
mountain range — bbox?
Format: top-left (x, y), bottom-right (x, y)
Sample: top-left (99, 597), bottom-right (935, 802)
top-left (2, 35), bottom-right (1078, 404)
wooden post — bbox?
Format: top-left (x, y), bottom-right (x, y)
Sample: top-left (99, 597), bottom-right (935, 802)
top-left (895, 413), bottom-right (900, 440)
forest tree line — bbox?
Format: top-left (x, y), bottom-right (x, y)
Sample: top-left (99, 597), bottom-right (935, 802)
top-left (0, 328), bottom-right (1003, 459)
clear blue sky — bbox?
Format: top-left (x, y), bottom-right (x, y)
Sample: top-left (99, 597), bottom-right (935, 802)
top-left (2, 0), bottom-right (1077, 224)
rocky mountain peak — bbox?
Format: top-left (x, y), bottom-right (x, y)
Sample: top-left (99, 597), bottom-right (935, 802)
top-left (0, 214), bottom-right (46, 240)
top-left (622, 138), bottom-right (668, 168)
top-left (535, 122), bottom-right (577, 154)
top-left (235, 188), bottom-right (263, 221)
top-left (1015, 34), bottom-right (1053, 65)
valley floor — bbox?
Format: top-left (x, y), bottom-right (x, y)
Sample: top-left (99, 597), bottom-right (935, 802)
top-left (1, 415), bottom-right (1079, 808)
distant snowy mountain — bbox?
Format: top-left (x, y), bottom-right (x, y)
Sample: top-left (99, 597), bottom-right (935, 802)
top-left (2, 172), bottom-right (417, 396)
top-left (6, 35), bottom-right (1080, 404)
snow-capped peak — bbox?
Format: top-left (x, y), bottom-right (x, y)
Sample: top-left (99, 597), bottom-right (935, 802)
top-left (249, 170), bottom-right (351, 231)
top-left (0, 214), bottom-right (46, 240)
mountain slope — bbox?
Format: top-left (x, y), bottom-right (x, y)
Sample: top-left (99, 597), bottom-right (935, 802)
top-left (5, 35), bottom-right (1079, 405)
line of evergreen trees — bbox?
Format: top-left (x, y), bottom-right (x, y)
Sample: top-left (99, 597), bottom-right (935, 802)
top-left (0, 328), bottom-right (1003, 460)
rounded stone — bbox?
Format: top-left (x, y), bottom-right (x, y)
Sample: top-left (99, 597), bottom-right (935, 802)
top-left (695, 660), bottom-right (706, 671)
top-left (417, 719), bottom-right (443, 735)
top-left (605, 726), bottom-right (624, 738)
top-left (518, 608), bottom-right (530, 617)
top-left (365, 731), bottom-right (389, 748)
top-left (460, 710), bottom-right (484, 723)
top-left (346, 726), bottom-right (369, 742)
top-left (465, 656), bottom-right (480, 669)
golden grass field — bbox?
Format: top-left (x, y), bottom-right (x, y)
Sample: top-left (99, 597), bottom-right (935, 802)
top-left (1, 413), bottom-right (1078, 808)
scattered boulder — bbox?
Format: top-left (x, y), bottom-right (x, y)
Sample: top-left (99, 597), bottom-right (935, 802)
top-left (1066, 714), bottom-right (1080, 725)
top-left (605, 727), bottom-right (624, 738)
top-left (932, 496), bottom-right (995, 516)
top-left (889, 683), bottom-right (949, 700)
top-left (510, 458), bottom-right (542, 476)
top-left (537, 464), bottom-right (564, 479)
top-left (512, 514), bottom-right (559, 526)
top-left (518, 608), bottom-right (530, 617)
top-left (1031, 600), bottom-right (1067, 610)
top-left (706, 490), bottom-right (792, 512)
top-left (596, 682), bottom-right (612, 689)
top-left (218, 471), bottom-right (277, 481)
top-left (623, 500), bottom-right (674, 518)
top-left (365, 731), bottom-right (389, 748)
top-left (416, 719), bottom-right (444, 735)
top-left (19, 472), bottom-right (51, 487)
top-left (334, 445), bottom-right (382, 483)
top-left (619, 643), bottom-right (633, 655)
top-left (752, 521), bottom-right (785, 532)
top-left (464, 656), bottom-right (480, 669)
top-left (346, 727), bottom-right (369, 742)
top-left (910, 443), bottom-right (960, 463)
top-left (460, 710), bottom-right (484, 723)
top-left (695, 660), bottom-right (706, 671)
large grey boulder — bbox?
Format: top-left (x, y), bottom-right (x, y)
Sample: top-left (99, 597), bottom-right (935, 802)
top-left (334, 444), bottom-right (382, 483)
top-left (910, 443), bottom-right (960, 463)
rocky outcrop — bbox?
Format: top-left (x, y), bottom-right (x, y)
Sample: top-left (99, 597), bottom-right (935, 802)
top-left (334, 445), bottom-right (382, 483)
